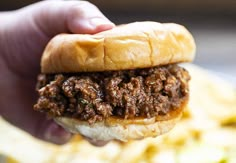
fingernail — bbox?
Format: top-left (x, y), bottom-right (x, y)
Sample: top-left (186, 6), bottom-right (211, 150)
top-left (84, 136), bottom-right (109, 147)
top-left (89, 17), bottom-right (115, 28)
top-left (70, 17), bottom-right (115, 34)
top-left (44, 122), bottom-right (72, 145)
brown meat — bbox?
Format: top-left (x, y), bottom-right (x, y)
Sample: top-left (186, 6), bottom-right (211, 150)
top-left (34, 64), bottom-right (190, 124)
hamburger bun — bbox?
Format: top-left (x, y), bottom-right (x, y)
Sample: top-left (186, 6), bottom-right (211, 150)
top-left (55, 105), bottom-right (183, 141)
top-left (41, 21), bottom-right (195, 73)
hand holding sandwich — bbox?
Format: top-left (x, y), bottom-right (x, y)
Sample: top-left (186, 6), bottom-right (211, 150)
top-left (0, 0), bottom-right (195, 145)
top-left (0, 0), bottom-right (114, 145)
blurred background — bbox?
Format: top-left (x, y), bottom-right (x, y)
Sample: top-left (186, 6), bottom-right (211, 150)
top-left (0, 1), bottom-right (236, 162)
top-left (1, 0), bottom-right (235, 82)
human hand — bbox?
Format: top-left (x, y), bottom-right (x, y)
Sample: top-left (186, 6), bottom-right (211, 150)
top-left (0, 0), bottom-right (114, 145)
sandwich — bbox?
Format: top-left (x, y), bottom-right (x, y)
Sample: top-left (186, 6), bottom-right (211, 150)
top-left (34, 21), bottom-right (196, 141)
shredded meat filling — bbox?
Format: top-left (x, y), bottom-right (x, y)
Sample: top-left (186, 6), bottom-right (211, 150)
top-left (34, 64), bottom-right (190, 124)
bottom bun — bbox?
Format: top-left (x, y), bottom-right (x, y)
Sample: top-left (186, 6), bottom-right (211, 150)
top-left (54, 111), bottom-right (182, 142)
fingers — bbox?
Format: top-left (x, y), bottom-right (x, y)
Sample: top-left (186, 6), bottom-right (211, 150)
top-left (66, 1), bottom-right (115, 34)
top-left (84, 136), bottom-right (109, 147)
top-left (2, 0), bottom-right (114, 76)
top-left (36, 118), bottom-right (108, 146)
top-left (35, 118), bottom-right (72, 145)
top-left (0, 73), bottom-right (72, 145)
top-left (31, 0), bottom-right (115, 36)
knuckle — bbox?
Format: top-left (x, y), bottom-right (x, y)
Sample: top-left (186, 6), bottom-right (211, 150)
top-left (77, 1), bottom-right (96, 8)
top-left (69, 1), bottom-right (99, 15)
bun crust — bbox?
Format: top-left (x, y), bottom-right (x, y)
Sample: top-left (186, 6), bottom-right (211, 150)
top-left (54, 104), bottom-right (184, 141)
top-left (41, 21), bottom-right (196, 73)
top-left (55, 113), bottom-right (182, 142)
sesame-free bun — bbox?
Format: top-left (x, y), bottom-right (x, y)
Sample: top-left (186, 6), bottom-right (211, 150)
top-left (55, 107), bottom-right (183, 141)
top-left (41, 21), bottom-right (196, 73)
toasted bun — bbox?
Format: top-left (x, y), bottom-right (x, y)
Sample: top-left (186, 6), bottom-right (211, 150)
top-left (55, 112), bottom-right (182, 142)
top-left (54, 104), bottom-right (184, 141)
top-left (41, 21), bottom-right (196, 73)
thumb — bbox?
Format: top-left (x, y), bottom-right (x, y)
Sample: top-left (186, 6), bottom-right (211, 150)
top-left (2, 0), bottom-right (115, 76)
top-left (31, 0), bottom-right (115, 36)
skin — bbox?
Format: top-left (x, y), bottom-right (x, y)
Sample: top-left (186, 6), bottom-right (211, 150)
top-left (0, 0), bottom-right (114, 145)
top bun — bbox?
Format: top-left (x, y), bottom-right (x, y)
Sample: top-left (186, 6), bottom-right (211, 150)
top-left (41, 21), bottom-right (196, 73)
